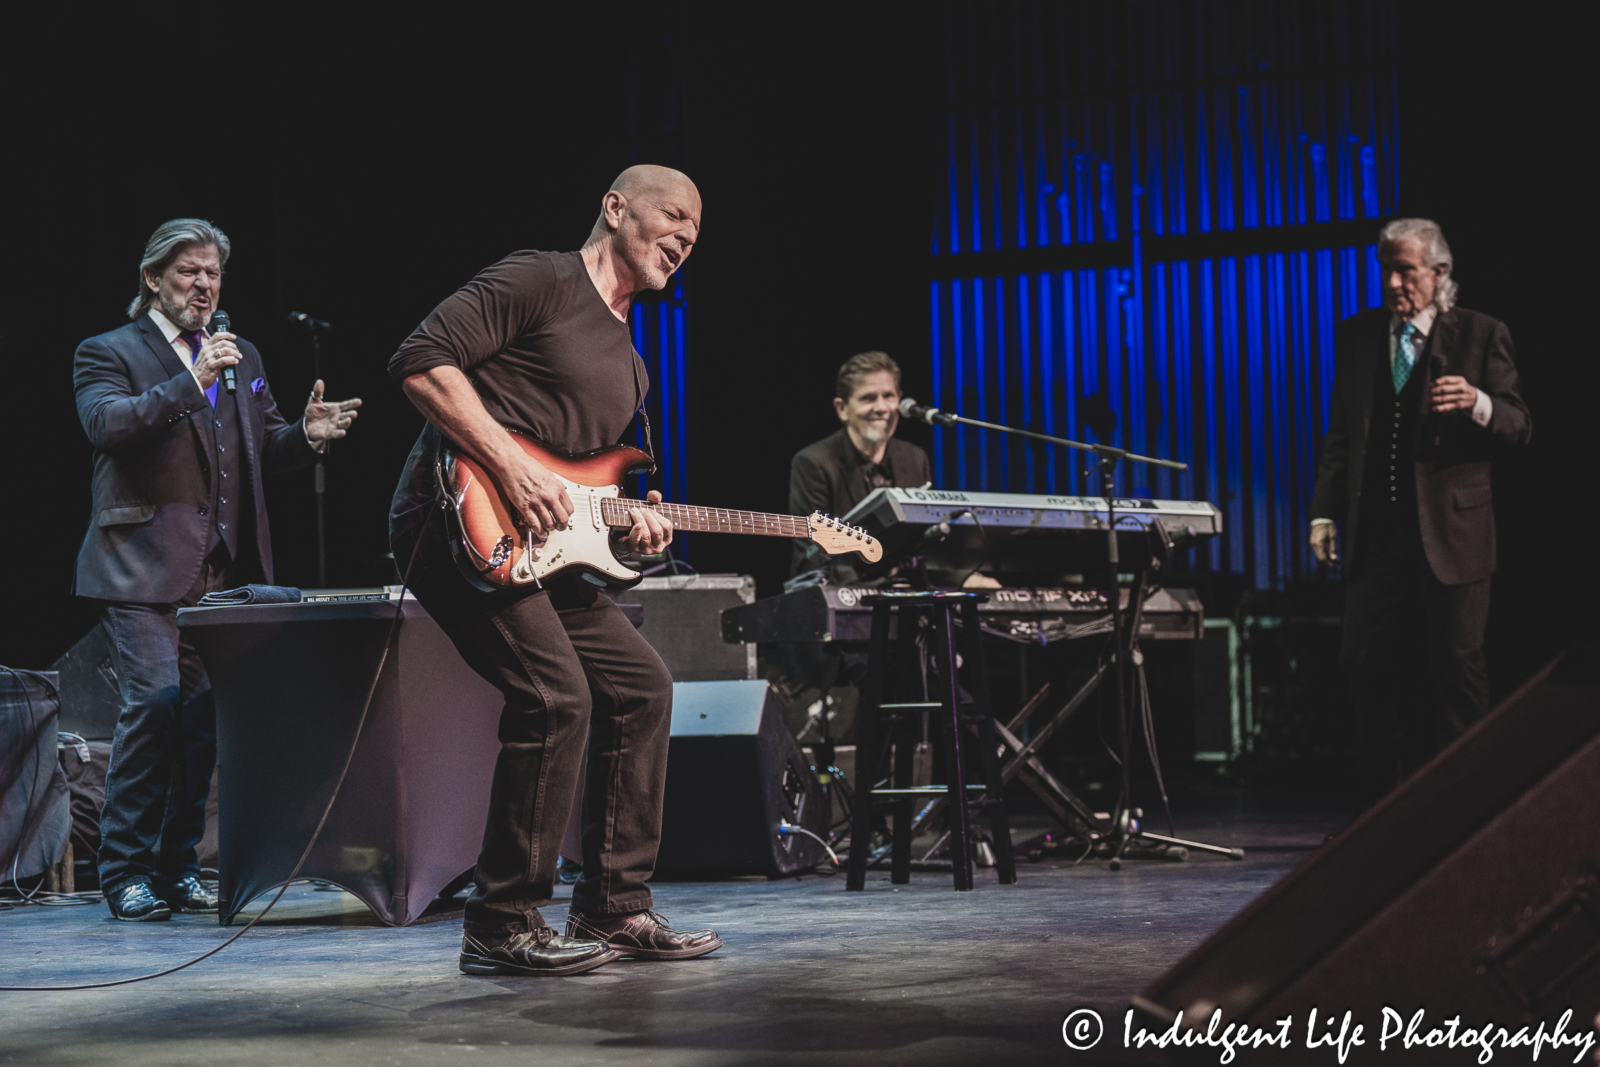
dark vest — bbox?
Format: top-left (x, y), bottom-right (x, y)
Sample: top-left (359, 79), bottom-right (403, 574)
top-left (1358, 338), bottom-right (1423, 558)
top-left (195, 386), bottom-right (247, 560)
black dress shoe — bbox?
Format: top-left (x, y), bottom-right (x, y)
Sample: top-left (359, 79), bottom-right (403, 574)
top-left (106, 883), bottom-right (171, 922)
top-left (458, 927), bottom-right (619, 977)
top-left (162, 874), bottom-right (219, 914)
top-left (566, 909), bottom-right (722, 960)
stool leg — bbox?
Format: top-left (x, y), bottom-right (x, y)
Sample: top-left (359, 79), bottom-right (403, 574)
top-left (935, 602), bottom-right (973, 891)
top-left (891, 706), bottom-right (913, 884)
top-left (962, 600), bottom-right (1017, 884)
top-left (847, 601), bottom-right (893, 891)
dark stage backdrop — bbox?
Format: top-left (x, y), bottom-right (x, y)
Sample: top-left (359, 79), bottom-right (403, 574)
top-left (932, 1), bottom-right (1398, 589)
top-left (0, 5), bottom-right (1591, 709)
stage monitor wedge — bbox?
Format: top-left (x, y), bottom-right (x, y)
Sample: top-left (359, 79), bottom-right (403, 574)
top-left (1133, 644), bottom-right (1600, 1063)
top-left (656, 680), bottom-right (828, 879)
top-left (48, 626), bottom-right (123, 741)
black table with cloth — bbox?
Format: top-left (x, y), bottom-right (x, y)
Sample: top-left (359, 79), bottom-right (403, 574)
top-left (176, 597), bottom-right (502, 926)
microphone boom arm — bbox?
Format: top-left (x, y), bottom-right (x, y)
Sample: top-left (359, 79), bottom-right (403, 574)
top-left (901, 399), bottom-right (1186, 472)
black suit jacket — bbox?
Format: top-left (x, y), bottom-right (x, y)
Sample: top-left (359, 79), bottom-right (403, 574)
top-left (788, 427), bottom-right (932, 578)
top-left (72, 313), bottom-right (319, 603)
top-left (1310, 306), bottom-right (1531, 585)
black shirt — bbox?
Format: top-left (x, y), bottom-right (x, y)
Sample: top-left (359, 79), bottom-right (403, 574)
top-left (788, 426), bottom-right (931, 577)
top-left (388, 251), bottom-right (648, 537)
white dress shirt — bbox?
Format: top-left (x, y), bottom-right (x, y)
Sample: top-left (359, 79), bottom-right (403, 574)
top-left (148, 306), bottom-right (213, 391)
top-left (148, 306), bottom-right (325, 451)
top-left (1312, 306), bottom-right (1491, 528)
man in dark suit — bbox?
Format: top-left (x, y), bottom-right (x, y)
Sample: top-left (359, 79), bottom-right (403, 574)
top-left (74, 218), bottom-right (361, 921)
top-left (789, 351), bottom-right (932, 584)
top-left (1310, 218), bottom-right (1530, 799)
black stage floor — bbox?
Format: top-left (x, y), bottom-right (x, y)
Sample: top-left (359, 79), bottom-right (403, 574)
top-left (1, 790), bottom-right (1348, 1067)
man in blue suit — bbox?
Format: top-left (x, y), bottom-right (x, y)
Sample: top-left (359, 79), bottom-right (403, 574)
top-left (74, 218), bottom-right (361, 920)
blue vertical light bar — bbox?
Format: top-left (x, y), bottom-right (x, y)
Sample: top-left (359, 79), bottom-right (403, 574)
top-left (1238, 86), bottom-right (1258, 230)
top-left (930, 281), bottom-right (945, 482)
top-left (657, 301), bottom-right (670, 502)
top-left (973, 277), bottom-right (989, 490)
top-left (1364, 244), bottom-right (1382, 307)
top-left (993, 276), bottom-right (1009, 485)
top-left (1098, 161), bottom-right (1117, 241)
top-left (1015, 106), bottom-right (1029, 249)
top-left (1151, 260), bottom-right (1171, 497)
top-left (1216, 90), bottom-right (1235, 232)
top-left (952, 279), bottom-right (967, 488)
top-left (1200, 257), bottom-right (1221, 572)
top-left (1105, 268), bottom-right (1125, 478)
top-left (1062, 270), bottom-right (1079, 496)
top-left (631, 305), bottom-right (649, 500)
top-left (1359, 144), bottom-right (1379, 217)
top-left (1196, 89), bottom-right (1213, 233)
top-left (1018, 273), bottom-right (1035, 490)
top-left (1221, 256), bottom-right (1245, 576)
top-left (947, 116), bottom-right (962, 253)
top-left (1173, 260), bottom-right (1195, 503)
top-left (1310, 142), bottom-right (1330, 222)
top-left (1267, 253), bottom-right (1292, 585)
top-left (1337, 85), bottom-right (1355, 221)
top-left (1339, 246), bottom-right (1358, 318)
top-left (1243, 254), bottom-right (1268, 586)
top-left (1036, 106), bottom-right (1051, 247)
top-left (672, 294), bottom-right (687, 508)
top-left (1264, 82), bottom-right (1285, 228)
top-left (1039, 272), bottom-right (1057, 491)
top-left (991, 122), bottom-right (1004, 252)
top-left (1316, 248), bottom-right (1336, 431)
top-left (1293, 249), bottom-right (1316, 576)
top-left (969, 120), bottom-right (984, 252)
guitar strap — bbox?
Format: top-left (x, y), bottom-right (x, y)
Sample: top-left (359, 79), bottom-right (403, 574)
top-left (629, 351), bottom-right (658, 474)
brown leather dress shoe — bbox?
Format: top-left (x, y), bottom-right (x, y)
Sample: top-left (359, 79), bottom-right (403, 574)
top-left (565, 909), bottom-right (723, 960)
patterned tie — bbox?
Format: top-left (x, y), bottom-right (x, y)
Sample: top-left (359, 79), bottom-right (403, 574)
top-left (1392, 322), bottom-right (1419, 394)
top-left (183, 330), bottom-right (219, 407)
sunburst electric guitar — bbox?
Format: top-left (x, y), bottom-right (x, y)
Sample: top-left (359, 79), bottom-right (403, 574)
top-left (438, 432), bottom-right (882, 591)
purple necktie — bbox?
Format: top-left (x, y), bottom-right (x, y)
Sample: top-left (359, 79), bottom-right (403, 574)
top-left (183, 330), bottom-right (219, 407)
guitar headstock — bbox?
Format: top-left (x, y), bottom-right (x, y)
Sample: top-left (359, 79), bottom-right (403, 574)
top-left (806, 512), bottom-right (883, 562)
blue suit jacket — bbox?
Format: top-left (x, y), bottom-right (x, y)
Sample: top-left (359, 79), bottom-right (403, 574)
top-left (73, 312), bottom-right (319, 603)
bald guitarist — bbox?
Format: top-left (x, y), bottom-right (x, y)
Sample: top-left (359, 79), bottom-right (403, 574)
top-left (388, 166), bottom-right (720, 978)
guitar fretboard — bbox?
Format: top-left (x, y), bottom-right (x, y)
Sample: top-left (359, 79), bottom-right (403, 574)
top-left (598, 498), bottom-right (810, 538)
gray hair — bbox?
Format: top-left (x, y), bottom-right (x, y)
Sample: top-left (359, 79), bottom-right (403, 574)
top-left (1378, 217), bottom-right (1457, 312)
top-left (126, 218), bottom-right (232, 320)
top-left (835, 351), bottom-right (902, 402)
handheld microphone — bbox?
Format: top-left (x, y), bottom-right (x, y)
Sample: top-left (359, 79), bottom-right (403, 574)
top-left (212, 310), bottom-right (235, 395)
top-left (287, 311), bottom-right (333, 334)
top-left (898, 396), bottom-right (957, 427)
top-left (1430, 351), bottom-right (1459, 424)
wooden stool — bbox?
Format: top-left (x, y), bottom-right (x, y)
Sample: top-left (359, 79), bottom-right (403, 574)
top-left (846, 591), bottom-right (1017, 891)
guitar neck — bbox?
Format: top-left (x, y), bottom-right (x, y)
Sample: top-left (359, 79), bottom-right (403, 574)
top-left (600, 498), bottom-right (809, 539)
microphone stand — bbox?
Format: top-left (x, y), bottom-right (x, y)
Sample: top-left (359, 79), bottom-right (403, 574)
top-left (902, 401), bottom-right (1241, 868)
top-left (311, 330), bottom-right (327, 588)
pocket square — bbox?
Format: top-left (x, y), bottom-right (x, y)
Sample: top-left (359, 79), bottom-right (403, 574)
top-left (250, 377), bottom-right (266, 397)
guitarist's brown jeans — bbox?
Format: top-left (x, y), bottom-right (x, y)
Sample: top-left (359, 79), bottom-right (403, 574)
top-left (394, 515), bottom-right (673, 936)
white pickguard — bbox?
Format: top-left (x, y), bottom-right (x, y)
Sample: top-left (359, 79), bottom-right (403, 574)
top-left (506, 479), bottom-right (638, 586)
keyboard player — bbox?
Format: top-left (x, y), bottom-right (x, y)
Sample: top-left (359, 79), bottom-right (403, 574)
top-left (788, 351), bottom-right (931, 585)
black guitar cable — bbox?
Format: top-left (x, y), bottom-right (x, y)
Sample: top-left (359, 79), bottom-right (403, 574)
top-left (0, 504), bottom-right (435, 992)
